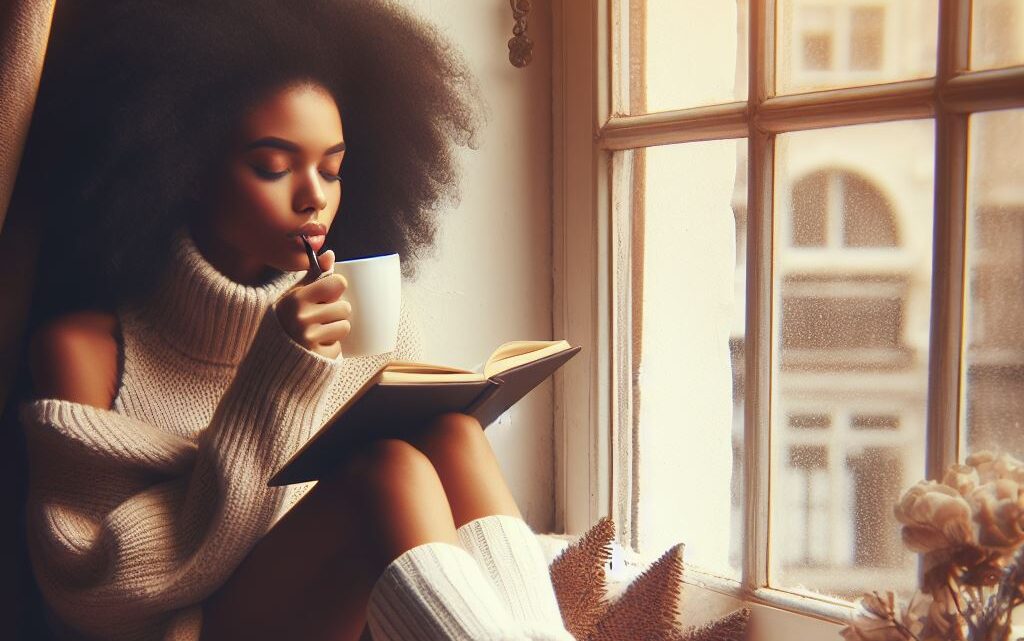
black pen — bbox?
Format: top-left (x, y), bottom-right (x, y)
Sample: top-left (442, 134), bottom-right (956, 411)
top-left (300, 234), bottom-right (324, 279)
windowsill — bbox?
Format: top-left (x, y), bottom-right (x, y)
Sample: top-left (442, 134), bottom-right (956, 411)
top-left (536, 532), bottom-right (848, 639)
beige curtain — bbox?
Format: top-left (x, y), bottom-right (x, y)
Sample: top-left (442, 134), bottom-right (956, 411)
top-left (0, 0), bottom-right (54, 229)
top-left (0, 0), bottom-right (56, 411)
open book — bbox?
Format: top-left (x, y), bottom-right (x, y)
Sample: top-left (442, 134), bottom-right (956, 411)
top-left (269, 340), bottom-right (581, 486)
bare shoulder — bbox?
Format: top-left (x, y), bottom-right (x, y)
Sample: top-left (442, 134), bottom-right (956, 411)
top-left (28, 309), bottom-right (120, 409)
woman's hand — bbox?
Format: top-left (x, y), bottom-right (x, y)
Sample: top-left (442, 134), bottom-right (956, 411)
top-left (274, 249), bottom-right (351, 359)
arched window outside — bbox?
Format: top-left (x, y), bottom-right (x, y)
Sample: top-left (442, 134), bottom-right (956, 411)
top-left (791, 169), bottom-right (899, 248)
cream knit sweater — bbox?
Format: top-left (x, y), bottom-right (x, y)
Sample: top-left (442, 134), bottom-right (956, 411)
top-left (20, 227), bottom-right (420, 641)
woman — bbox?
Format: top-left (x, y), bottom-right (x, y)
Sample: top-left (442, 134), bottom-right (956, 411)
top-left (16, 1), bottom-right (575, 639)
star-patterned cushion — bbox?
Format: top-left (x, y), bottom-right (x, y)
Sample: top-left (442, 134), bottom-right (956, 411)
top-left (539, 518), bottom-right (751, 641)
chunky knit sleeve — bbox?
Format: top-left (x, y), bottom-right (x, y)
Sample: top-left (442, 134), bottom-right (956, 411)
top-left (20, 305), bottom-right (343, 640)
top-left (268, 294), bottom-right (422, 527)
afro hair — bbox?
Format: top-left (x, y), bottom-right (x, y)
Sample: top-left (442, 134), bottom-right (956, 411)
top-left (18, 0), bottom-right (486, 318)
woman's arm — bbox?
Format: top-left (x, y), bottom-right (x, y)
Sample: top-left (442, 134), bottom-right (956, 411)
top-left (28, 309), bottom-right (119, 409)
top-left (20, 303), bottom-right (344, 638)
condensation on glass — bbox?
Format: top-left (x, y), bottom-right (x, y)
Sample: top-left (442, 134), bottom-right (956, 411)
top-left (628, 138), bottom-right (747, 580)
top-left (971, 0), bottom-right (1024, 71)
top-left (617, 0), bottom-right (748, 115)
top-left (776, 0), bottom-right (936, 95)
top-left (770, 120), bottom-right (933, 601)
top-left (962, 109), bottom-right (1024, 458)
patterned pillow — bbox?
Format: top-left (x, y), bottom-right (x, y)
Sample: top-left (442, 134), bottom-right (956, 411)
top-left (547, 517), bottom-right (750, 641)
top-left (548, 517), bottom-right (615, 639)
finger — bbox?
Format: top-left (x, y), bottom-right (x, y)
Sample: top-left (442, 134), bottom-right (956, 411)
top-left (310, 319), bottom-right (352, 345)
top-left (298, 248), bottom-right (335, 286)
top-left (301, 299), bottom-right (352, 324)
top-left (297, 273), bottom-right (347, 303)
top-left (318, 249), bottom-right (336, 275)
top-left (312, 341), bottom-right (342, 360)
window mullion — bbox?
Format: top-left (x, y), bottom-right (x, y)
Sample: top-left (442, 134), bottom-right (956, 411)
top-left (553, 0), bottom-right (608, 536)
top-left (610, 150), bottom-right (639, 550)
top-left (924, 0), bottom-right (971, 478)
top-left (744, 130), bottom-right (774, 593)
top-left (743, 0), bottom-right (776, 595)
top-left (944, 66), bottom-right (1024, 113)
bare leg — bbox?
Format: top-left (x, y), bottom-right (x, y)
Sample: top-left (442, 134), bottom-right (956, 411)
top-left (406, 413), bottom-right (576, 640)
top-left (200, 438), bottom-right (458, 641)
top-left (405, 412), bottom-right (522, 527)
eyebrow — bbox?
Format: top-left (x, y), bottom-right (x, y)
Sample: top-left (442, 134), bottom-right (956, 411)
top-left (245, 136), bottom-right (346, 155)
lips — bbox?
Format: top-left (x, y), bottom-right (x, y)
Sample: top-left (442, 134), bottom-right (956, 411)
top-left (290, 222), bottom-right (327, 237)
top-left (297, 234), bottom-right (325, 252)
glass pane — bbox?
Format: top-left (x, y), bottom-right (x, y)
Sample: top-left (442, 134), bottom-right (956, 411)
top-left (777, 0), bottom-right (937, 95)
top-left (632, 138), bottom-right (747, 580)
top-left (971, 0), bottom-right (1024, 71)
top-left (771, 120), bottom-right (934, 601)
top-left (962, 109), bottom-right (1024, 457)
top-left (618, 0), bottom-right (748, 114)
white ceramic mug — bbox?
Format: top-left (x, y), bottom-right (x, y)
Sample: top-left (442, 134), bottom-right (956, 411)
top-left (331, 253), bottom-right (401, 358)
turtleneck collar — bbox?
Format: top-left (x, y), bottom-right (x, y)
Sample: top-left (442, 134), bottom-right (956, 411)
top-left (133, 226), bottom-right (305, 366)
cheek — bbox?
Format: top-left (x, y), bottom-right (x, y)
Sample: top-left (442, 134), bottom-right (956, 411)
top-left (223, 171), bottom-right (288, 223)
top-left (327, 185), bottom-right (343, 220)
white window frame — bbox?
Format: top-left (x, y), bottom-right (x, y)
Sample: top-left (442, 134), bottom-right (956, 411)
top-left (553, 0), bottom-right (1024, 637)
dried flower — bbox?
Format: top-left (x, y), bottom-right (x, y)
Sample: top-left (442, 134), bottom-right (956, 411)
top-left (849, 450), bottom-right (1024, 641)
top-left (969, 477), bottom-right (1024, 550)
top-left (966, 451), bottom-right (1024, 485)
top-left (943, 464), bottom-right (980, 497)
top-left (925, 591), bottom-right (959, 638)
top-left (840, 619), bottom-right (906, 641)
top-left (841, 592), bottom-right (931, 641)
top-left (895, 480), bottom-right (976, 552)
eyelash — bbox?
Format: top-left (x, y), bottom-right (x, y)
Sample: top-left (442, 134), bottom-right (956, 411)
top-left (252, 167), bottom-right (343, 182)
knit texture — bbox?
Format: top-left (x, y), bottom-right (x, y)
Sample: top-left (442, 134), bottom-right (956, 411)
top-left (589, 544), bottom-right (685, 641)
top-left (456, 514), bottom-right (576, 641)
top-left (20, 226), bottom-right (420, 641)
top-left (548, 516), bottom-right (614, 639)
top-left (675, 608), bottom-right (750, 641)
top-left (367, 541), bottom-right (528, 641)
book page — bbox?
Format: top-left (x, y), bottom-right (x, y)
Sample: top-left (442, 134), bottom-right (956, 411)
top-left (377, 340), bottom-right (572, 384)
top-left (379, 360), bottom-right (485, 384)
top-left (484, 340), bottom-right (572, 378)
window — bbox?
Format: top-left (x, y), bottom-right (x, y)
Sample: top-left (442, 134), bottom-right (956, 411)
top-left (777, 0), bottom-right (938, 94)
top-left (850, 7), bottom-right (885, 70)
top-left (799, 6), bottom-right (835, 72)
top-left (554, 0), bottom-right (1024, 637)
top-left (792, 4), bottom-right (886, 74)
top-left (790, 169), bottom-right (899, 248)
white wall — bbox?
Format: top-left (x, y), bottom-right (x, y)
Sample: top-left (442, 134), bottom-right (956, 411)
top-left (397, 0), bottom-right (556, 532)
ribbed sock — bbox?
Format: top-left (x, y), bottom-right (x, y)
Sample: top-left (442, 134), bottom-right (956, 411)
top-left (457, 514), bottom-right (576, 641)
top-left (367, 541), bottom-right (528, 641)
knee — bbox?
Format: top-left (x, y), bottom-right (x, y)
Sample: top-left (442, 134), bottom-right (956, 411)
top-left (335, 438), bottom-right (439, 493)
top-left (417, 412), bottom-right (487, 458)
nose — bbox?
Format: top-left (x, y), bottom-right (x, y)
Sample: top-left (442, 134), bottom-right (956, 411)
top-left (294, 166), bottom-right (328, 214)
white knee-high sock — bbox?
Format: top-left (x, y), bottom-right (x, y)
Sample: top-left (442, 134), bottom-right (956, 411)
top-left (457, 514), bottom-right (576, 641)
top-left (367, 541), bottom-right (528, 641)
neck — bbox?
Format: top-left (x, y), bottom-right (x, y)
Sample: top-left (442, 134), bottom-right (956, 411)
top-left (132, 226), bottom-right (303, 365)
top-left (188, 222), bottom-right (279, 286)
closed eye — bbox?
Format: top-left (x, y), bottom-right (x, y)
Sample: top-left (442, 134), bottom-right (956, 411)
top-left (251, 166), bottom-right (342, 183)
top-left (252, 166), bottom-right (289, 180)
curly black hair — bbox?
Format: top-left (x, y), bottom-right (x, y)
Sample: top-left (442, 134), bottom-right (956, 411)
top-left (18, 0), bottom-right (486, 319)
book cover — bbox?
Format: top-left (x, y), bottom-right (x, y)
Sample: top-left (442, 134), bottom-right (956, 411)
top-left (269, 341), bottom-right (581, 486)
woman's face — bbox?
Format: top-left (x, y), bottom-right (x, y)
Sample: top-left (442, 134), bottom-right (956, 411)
top-left (194, 82), bottom-right (345, 283)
